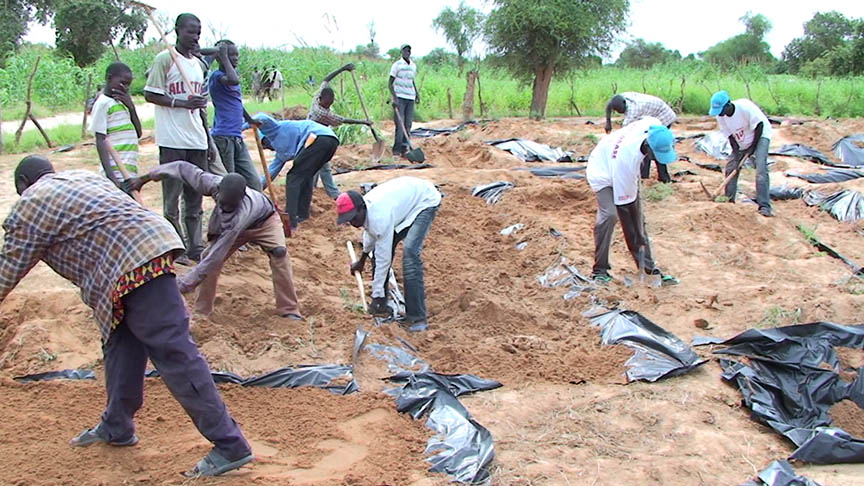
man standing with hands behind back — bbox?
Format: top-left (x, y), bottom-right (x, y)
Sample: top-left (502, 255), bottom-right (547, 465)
top-left (389, 44), bottom-right (419, 158)
top-left (144, 13), bottom-right (213, 265)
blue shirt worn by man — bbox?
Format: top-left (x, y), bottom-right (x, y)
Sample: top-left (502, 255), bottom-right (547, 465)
top-left (209, 70), bottom-right (244, 138)
top-left (252, 113), bottom-right (338, 185)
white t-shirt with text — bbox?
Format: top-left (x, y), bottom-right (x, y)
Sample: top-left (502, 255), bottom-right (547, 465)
top-left (716, 98), bottom-right (772, 150)
top-left (587, 117), bottom-right (659, 206)
top-left (144, 49), bottom-right (208, 150)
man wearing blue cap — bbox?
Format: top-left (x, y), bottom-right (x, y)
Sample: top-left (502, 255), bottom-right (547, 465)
top-left (586, 117), bottom-right (678, 285)
top-left (709, 90), bottom-right (773, 217)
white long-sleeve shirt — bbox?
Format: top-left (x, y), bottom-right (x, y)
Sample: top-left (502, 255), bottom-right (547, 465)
top-left (361, 177), bottom-right (441, 297)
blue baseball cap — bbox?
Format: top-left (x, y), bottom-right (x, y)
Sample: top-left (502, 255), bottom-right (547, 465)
top-left (646, 125), bottom-right (677, 164)
top-left (709, 90), bottom-right (730, 116)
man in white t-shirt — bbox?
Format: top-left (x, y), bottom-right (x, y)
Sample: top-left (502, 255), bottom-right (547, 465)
top-left (709, 90), bottom-right (773, 217)
top-left (144, 13), bottom-right (212, 263)
top-left (586, 117), bottom-right (679, 285)
top-left (388, 44), bottom-right (419, 157)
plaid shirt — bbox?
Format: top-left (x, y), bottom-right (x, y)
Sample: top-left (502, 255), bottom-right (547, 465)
top-left (0, 171), bottom-right (184, 342)
top-left (307, 81), bottom-right (345, 127)
top-left (622, 92), bottom-right (677, 127)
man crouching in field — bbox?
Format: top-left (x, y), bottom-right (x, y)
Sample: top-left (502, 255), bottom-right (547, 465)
top-left (0, 156), bottom-right (253, 477)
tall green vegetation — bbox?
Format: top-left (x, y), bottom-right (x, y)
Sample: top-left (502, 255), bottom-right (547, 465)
top-left (485, 0), bottom-right (629, 119)
top-left (616, 39), bottom-right (682, 69)
top-left (782, 11), bottom-right (864, 76)
top-left (701, 12), bottom-right (775, 68)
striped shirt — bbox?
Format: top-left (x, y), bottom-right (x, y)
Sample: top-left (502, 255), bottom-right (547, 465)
top-left (621, 92), bottom-right (677, 127)
top-left (89, 93), bottom-right (139, 181)
top-left (308, 81), bottom-right (345, 127)
top-left (0, 171), bottom-right (184, 342)
top-left (389, 59), bottom-right (417, 100)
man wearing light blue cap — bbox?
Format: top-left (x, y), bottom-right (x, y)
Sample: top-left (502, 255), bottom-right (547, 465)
top-left (586, 117), bottom-right (679, 285)
top-left (709, 90), bottom-right (773, 217)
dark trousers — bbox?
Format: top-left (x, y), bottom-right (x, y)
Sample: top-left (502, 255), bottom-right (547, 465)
top-left (725, 136), bottom-right (772, 211)
top-left (159, 147), bottom-right (207, 259)
top-left (592, 187), bottom-right (656, 275)
top-left (376, 206), bottom-right (438, 322)
top-left (285, 135), bottom-right (339, 227)
top-left (101, 273), bottom-right (251, 461)
top-left (393, 98), bottom-right (415, 155)
top-left (213, 135), bottom-right (263, 192)
top-left (640, 158), bottom-right (671, 182)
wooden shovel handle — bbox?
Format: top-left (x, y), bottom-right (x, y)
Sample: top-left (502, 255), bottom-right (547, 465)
top-left (106, 145), bottom-right (144, 205)
top-left (252, 125), bottom-right (292, 237)
top-left (346, 241), bottom-right (368, 312)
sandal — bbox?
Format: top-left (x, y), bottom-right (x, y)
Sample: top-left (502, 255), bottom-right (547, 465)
top-left (69, 423), bottom-right (138, 447)
top-left (280, 313), bottom-right (303, 321)
top-left (184, 449), bottom-right (254, 478)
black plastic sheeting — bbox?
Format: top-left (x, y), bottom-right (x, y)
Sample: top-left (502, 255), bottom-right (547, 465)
top-left (787, 168), bottom-right (864, 184)
top-left (739, 460), bottom-right (822, 486)
top-left (804, 189), bottom-right (864, 222)
top-left (588, 309), bottom-right (707, 382)
top-left (513, 166), bottom-right (586, 179)
top-left (411, 121), bottom-right (478, 138)
top-left (797, 225), bottom-right (863, 275)
top-left (770, 186), bottom-right (806, 200)
top-left (536, 257), bottom-right (594, 299)
top-left (16, 365), bottom-right (358, 394)
top-left (387, 372), bottom-right (501, 484)
top-left (472, 181), bottom-right (513, 204)
top-left (832, 134), bottom-right (864, 167)
top-left (332, 163), bottom-right (433, 175)
top-left (695, 131), bottom-right (732, 160)
top-left (485, 138), bottom-right (574, 162)
top-left (695, 162), bottom-right (723, 172)
top-left (693, 322), bottom-right (864, 464)
top-left (770, 144), bottom-right (833, 165)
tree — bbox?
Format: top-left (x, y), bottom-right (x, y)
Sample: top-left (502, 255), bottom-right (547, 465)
top-left (386, 47), bottom-right (401, 61)
top-left (701, 12), bottom-right (774, 69)
top-left (616, 39), bottom-right (681, 69)
top-left (486, 0), bottom-right (629, 119)
top-left (782, 11), bottom-right (859, 74)
top-left (0, 0), bottom-right (145, 68)
top-left (423, 47), bottom-right (459, 68)
top-left (432, 1), bottom-right (485, 75)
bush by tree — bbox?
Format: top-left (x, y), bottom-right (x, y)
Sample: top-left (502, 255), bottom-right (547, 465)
top-left (432, 1), bottom-right (485, 75)
top-left (423, 48), bottom-right (459, 68)
top-left (485, 0), bottom-right (629, 119)
top-left (782, 11), bottom-right (864, 76)
top-left (616, 39), bottom-right (681, 69)
top-left (701, 12), bottom-right (775, 69)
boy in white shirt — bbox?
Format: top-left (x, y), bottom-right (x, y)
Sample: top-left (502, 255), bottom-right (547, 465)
top-left (586, 117), bottom-right (678, 285)
top-left (709, 90), bottom-right (773, 217)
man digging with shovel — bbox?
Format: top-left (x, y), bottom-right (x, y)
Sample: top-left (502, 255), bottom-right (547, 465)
top-left (129, 161), bottom-right (302, 320)
top-left (709, 90), bottom-right (774, 217)
top-left (586, 117), bottom-right (679, 286)
top-left (0, 155), bottom-right (253, 477)
top-left (336, 177), bottom-right (441, 332)
top-left (307, 62), bottom-right (373, 199)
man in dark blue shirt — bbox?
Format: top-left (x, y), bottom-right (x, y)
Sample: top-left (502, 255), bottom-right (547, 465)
top-left (209, 39), bottom-right (262, 191)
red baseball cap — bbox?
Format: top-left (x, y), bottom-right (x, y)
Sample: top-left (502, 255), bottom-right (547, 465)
top-left (336, 191), bottom-right (364, 224)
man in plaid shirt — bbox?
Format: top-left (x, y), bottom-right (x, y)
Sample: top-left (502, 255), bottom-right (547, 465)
top-left (307, 62), bottom-right (372, 199)
top-left (0, 156), bottom-right (253, 477)
top-left (605, 92), bottom-right (677, 183)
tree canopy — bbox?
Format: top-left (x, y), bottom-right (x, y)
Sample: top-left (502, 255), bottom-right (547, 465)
top-left (432, 1), bottom-right (485, 74)
top-left (701, 12), bottom-right (774, 69)
top-left (485, 0), bottom-right (629, 118)
top-left (782, 11), bottom-right (864, 76)
top-left (616, 39), bottom-right (681, 69)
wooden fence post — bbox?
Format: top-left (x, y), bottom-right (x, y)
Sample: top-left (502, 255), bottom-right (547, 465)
top-left (82, 73), bottom-right (93, 139)
top-left (15, 56), bottom-right (41, 145)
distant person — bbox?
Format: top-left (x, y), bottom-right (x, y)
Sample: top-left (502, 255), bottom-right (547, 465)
top-left (252, 113), bottom-right (339, 231)
top-left (209, 39), bottom-right (262, 191)
top-left (709, 90), bottom-right (773, 217)
top-left (0, 155), bottom-right (253, 478)
top-left (130, 162), bottom-right (301, 319)
top-left (308, 62), bottom-right (372, 199)
top-left (605, 92), bottom-right (677, 183)
top-left (586, 117), bottom-right (679, 285)
top-left (144, 13), bottom-right (213, 264)
top-left (337, 177), bottom-right (441, 332)
top-left (388, 44), bottom-right (419, 157)
top-left (89, 62), bottom-right (142, 192)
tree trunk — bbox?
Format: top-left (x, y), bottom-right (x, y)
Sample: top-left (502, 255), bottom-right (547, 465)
top-left (29, 114), bottom-right (53, 148)
top-left (0, 100), bottom-right (4, 155)
top-left (15, 56), bottom-right (41, 145)
top-left (529, 65), bottom-right (553, 120)
top-left (447, 87), bottom-right (453, 119)
top-left (462, 71), bottom-right (477, 121)
top-left (82, 73), bottom-right (93, 139)
top-left (476, 72), bottom-right (485, 117)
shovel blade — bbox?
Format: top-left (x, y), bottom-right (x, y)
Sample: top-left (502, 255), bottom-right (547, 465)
top-left (405, 147), bottom-right (426, 163)
top-left (370, 140), bottom-right (386, 163)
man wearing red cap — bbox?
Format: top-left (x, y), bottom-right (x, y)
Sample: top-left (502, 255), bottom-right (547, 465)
top-left (336, 177), bottom-right (440, 332)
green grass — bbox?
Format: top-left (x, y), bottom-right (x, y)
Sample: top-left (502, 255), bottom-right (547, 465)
top-left (339, 288), bottom-right (365, 314)
top-left (756, 306), bottom-right (802, 328)
top-left (797, 223), bottom-right (818, 243)
top-left (3, 124), bottom-right (87, 153)
top-left (643, 183), bottom-right (675, 202)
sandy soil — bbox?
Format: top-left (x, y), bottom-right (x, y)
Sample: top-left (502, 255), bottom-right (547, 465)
top-left (1, 115), bottom-right (864, 485)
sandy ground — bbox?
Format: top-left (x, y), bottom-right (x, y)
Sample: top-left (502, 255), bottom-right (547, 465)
top-left (1, 115), bottom-right (864, 485)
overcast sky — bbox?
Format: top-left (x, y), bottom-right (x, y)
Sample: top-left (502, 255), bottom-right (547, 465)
top-left (22, 0), bottom-right (864, 60)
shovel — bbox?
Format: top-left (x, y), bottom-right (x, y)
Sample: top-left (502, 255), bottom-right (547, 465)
top-left (349, 71), bottom-right (385, 163)
top-left (392, 102), bottom-right (425, 163)
top-left (252, 125), bottom-right (292, 237)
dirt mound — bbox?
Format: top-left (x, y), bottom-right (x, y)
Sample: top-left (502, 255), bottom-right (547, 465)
top-left (830, 399), bottom-right (864, 439)
top-left (276, 104), bottom-right (310, 120)
top-left (0, 379), bottom-right (431, 486)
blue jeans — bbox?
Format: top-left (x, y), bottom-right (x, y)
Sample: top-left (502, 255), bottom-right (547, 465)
top-left (312, 162), bottom-right (340, 199)
top-left (725, 136), bottom-right (772, 211)
top-left (387, 206), bottom-right (438, 322)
